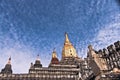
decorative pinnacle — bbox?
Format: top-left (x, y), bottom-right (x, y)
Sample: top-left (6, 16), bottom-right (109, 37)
top-left (36, 54), bottom-right (40, 61)
top-left (30, 62), bottom-right (34, 68)
top-left (64, 32), bottom-right (71, 44)
top-left (7, 57), bottom-right (11, 64)
top-left (52, 48), bottom-right (57, 58)
top-left (53, 48), bottom-right (56, 53)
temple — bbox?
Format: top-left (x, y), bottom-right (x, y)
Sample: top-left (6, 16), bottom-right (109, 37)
top-left (0, 33), bottom-right (120, 80)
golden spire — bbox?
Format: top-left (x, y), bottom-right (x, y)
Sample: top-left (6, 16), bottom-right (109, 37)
top-left (52, 48), bottom-right (57, 58)
top-left (7, 57), bottom-right (11, 64)
top-left (62, 33), bottom-right (77, 58)
top-left (64, 32), bottom-right (71, 45)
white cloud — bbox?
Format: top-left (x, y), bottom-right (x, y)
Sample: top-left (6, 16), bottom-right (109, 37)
top-left (78, 14), bottom-right (120, 58)
top-left (0, 26), bottom-right (36, 73)
top-left (92, 21), bottom-right (120, 50)
top-left (0, 43), bottom-right (35, 73)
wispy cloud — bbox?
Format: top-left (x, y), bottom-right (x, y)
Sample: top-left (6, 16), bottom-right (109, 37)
top-left (0, 26), bottom-right (59, 73)
top-left (76, 14), bottom-right (120, 58)
top-left (0, 25), bottom-right (35, 73)
top-left (0, 0), bottom-right (119, 74)
top-left (92, 14), bottom-right (120, 50)
top-left (0, 42), bottom-right (35, 73)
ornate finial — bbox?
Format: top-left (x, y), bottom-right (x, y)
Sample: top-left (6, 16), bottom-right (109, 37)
top-left (53, 48), bottom-right (56, 53)
top-left (7, 57), bottom-right (11, 64)
top-left (36, 54), bottom-right (40, 61)
top-left (65, 32), bottom-right (71, 44)
top-left (30, 62), bottom-right (34, 68)
top-left (52, 49), bottom-right (57, 58)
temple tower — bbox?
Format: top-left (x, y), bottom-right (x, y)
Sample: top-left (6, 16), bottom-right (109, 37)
top-left (50, 49), bottom-right (59, 64)
top-left (29, 54), bottom-right (42, 69)
top-left (33, 54), bottom-right (42, 68)
top-left (1, 57), bottom-right (12, 74)
top-left (62, 33), bottom-right (77, 58)
top-left (49, 49), bottom-right (59, 67)
top-left (29, 55), bottom-right (42, 73)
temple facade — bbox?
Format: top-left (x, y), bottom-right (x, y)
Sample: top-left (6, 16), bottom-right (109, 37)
top-left (0, 33), bottom-right (120, 80)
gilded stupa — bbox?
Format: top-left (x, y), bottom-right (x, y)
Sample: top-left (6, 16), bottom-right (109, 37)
top-left (62, 33), bottom-right (77, 58)
top-left (60, 33), bottom-right (82, 66)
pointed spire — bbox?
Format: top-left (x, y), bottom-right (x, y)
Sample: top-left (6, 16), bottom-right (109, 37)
top-left (62, 32), bottom-right (77, 58)
top-left (7, 57), bottom-right (11, 64)
top-left (53, 48), bottom-right (56, 53)
top-left (64, 32), bottom-right (71, 45)
top-left (52, 48), bottom-right (57, 58)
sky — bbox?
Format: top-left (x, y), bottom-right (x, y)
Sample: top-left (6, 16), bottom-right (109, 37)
top-left (0, 0), bottom-right (120, 73)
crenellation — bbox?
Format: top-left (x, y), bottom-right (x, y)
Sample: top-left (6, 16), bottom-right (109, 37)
top-left (114, 41), bottom-right (120, 51)
top-left (103, 48), bottom-right (109, 57)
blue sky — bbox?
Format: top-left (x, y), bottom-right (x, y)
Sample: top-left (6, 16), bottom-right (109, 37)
top-left (0, 0), bottom-right (120, 73)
